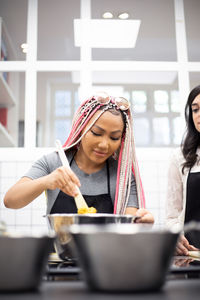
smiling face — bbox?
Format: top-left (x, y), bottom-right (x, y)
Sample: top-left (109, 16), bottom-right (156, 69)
top-left (77, 110), bottom-right (124, 169)
top-left (191, 94), bottom-right (200, 133)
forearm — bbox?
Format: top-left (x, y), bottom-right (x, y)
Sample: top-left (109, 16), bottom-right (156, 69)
top-left (4, 165), bottom-right (81, 209)
top-left (4, 176), bottom-right (49, 209)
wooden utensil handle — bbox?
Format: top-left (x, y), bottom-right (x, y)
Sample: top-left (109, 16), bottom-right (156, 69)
top-left (55, 140), bottom-right (70, 168)
top-left (55, 140), bottom-right (88, 210)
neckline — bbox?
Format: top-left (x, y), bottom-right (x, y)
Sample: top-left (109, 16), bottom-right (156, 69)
top-left (68, 151), bottom-right (111, 194)
top-left (71, 157), bottom-right (107, 176)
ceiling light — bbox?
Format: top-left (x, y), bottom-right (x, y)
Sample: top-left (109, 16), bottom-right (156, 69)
top-left (20, 43), bottom-right (29, 53)
top-left (74, 19), bottom-right (141, 48)
top-left (118, 12), bottom-right (129, 20)
top-left (102, 12), bottom-right (113, 19)
top-left (21, 43), bottom-right (28, 49)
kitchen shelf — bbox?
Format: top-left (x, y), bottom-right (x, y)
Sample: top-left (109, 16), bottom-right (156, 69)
top-left (0, 17), bottom-right (18, 147)
top-left (0, 73), bottom-right (16, 107)
top-left (0, 123), bottom-right (15, 147)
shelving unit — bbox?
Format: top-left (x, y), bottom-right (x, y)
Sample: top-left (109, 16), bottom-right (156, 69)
top-left (0, 123), bottom-right (15, 146)
top-left (0, 73), bottom-right (16, 107)
top-left (0, 17), bottom-right (18, 147)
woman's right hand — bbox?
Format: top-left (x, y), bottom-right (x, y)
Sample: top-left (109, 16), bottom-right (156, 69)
top-left (46, 166), bottom-right (81, 197)
top-left (175, 235), bottom-right (198, 256)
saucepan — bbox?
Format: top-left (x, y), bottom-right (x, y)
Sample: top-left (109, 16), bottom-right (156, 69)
top-left (0, 231), bottom-right (54, 291)
top-left (46, 213), bottom-right (137, 260)
top-left (67, 223), bottom-right (180, 292)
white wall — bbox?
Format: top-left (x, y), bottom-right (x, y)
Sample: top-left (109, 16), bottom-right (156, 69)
top-left (0, 147), bottom-right (172, 234)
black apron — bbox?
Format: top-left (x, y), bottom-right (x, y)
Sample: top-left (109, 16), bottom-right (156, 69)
top-left (50, 154), bottom-right (113, 214)
top-left (185, 170), bottom-right (200, 246)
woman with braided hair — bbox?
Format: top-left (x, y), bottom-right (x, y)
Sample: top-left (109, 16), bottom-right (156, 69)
top-left (4, 92), bottom-right (154, 223)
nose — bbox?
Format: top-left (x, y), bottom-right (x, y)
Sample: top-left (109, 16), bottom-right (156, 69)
top-left (98, 138), bottom-right (109, 151)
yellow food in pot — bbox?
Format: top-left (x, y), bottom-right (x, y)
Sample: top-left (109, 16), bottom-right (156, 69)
top-left (78, 207), bottom-right (97, 214)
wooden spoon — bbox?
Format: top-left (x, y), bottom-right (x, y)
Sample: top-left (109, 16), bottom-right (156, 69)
top-left (55, 140), bottom-right (89, 210)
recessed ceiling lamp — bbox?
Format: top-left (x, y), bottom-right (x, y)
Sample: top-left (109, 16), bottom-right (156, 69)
top-left (118, 12), bottom-right (129, 19)
top-left (102, 12), bottom-right (113, 19)
top-left (20, 43), bottom-right (28, 53)
top-left (74, 19), bottom-right (141, 48)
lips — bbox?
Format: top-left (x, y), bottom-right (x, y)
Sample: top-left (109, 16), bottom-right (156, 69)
top-left (93, 150), bottom-right (108, 157)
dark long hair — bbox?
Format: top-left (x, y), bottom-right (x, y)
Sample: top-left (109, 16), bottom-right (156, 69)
top-left (182, 85), bottom-right (200, 173)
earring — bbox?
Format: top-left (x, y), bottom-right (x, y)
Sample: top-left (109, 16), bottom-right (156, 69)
top-left (112, 151), bottom-right (118, 160)
top-left (76, 142), bottom-right (80, 151)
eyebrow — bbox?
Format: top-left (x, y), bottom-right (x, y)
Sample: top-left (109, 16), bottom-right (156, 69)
top-left (92, 124), bottom-right (122, 134)
top-left (191, 103), bottom-right (199, 107)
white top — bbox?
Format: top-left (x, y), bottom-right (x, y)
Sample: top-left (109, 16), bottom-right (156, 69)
top-left (166, 147), bottom-right (200, 231)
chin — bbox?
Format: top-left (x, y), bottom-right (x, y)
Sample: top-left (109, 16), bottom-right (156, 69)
top-left (92, 156), bottom-right (108, 164)
top-left (195, 127), bottom-right (200, 133)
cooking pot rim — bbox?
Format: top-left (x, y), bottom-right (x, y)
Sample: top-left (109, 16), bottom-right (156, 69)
top-left (46, 213), bottom-right (134, 218)
top-left (67, 223), bottom-right (180, 235)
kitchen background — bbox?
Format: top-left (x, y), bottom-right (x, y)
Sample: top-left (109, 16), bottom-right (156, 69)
top-left (0, 0), bottom-right (199, 234)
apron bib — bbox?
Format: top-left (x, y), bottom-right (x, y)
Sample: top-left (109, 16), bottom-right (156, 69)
top-left (185, 171), bottom-right (200, 246)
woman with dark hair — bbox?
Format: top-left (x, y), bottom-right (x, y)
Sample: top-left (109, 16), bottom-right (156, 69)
top-left (4, 92), bottom-right (154, 223)
top-left (166, 85), bottom-right (200, 255)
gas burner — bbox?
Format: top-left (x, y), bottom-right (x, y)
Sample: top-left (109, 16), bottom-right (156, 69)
top-left (44, 258), bottom-right (81, 281)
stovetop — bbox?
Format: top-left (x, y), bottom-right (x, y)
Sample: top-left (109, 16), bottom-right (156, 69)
top-left (45, 257), bottom-right (81, 281)
top-left (44, 255), bottom-right (200, 281)
top-left (168, 256), bottom-right (200, 279)
top-left (171, 256), bottom-right (200, 271)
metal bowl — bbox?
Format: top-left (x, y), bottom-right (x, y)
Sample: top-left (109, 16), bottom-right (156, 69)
top-left (47, 213), bottom-right (136, 260)
top-left (0, 235), bottom-right (53, 291)
top-left (68, 224), bottom-right (179, 292)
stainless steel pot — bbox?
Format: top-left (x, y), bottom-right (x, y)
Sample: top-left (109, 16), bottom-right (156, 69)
top-left (47, 213), bottom-right (136, 260)
top-left (68, 224), bottom-right (180, 292)
top-left (0, 235), bottom-right (53, 291)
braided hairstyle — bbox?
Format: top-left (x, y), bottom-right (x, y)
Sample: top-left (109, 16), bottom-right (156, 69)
top-left (62, 95), bottom-right (145, 214)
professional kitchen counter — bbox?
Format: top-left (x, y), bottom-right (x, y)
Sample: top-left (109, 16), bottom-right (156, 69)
top-left (1, 255), bottom-right (200, 299)
top-left (1, 278), bottom-right (200, 300)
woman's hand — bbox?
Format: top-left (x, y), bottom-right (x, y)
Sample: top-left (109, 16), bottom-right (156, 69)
top-left (135, 208), bottom-right (154, 224)
top-left (175, 235), bottom-right (198, 256)
top-left (125, 207), bottom-right (154, 223)
top-left (46, 166), bottom-right (81, 197)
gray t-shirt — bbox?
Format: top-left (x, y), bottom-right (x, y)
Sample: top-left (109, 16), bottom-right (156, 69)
top-left (24, 150), bottom-right (138, 213)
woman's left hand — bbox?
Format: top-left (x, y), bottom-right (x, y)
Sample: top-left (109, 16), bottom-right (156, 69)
top-left (135, 208), bottom-right (154, 224)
